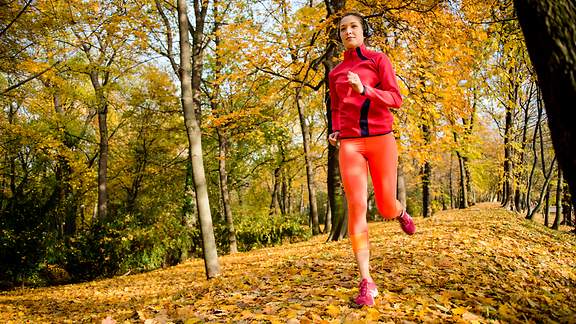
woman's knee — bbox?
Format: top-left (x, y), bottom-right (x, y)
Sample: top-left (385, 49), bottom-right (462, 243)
top-left (377, 200), bottom-right (399, 219)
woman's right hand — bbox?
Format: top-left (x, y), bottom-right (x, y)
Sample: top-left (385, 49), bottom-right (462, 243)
top-left (328, 131), bottom-right (340, 147)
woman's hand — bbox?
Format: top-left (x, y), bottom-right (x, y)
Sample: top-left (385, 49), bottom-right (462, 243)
top-left (347, 71), bottom-right (364, 94)
top-left (328, 131), bottom-right (340, 147)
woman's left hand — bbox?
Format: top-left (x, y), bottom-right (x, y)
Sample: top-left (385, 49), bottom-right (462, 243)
top-left (347, 71), bottom-right (364, 94)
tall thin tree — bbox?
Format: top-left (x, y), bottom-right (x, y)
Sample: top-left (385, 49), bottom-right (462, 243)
top-left (177, 0), bottom-right (220, 278)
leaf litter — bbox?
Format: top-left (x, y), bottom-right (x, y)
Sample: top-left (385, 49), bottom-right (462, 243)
top-left (1, 203), bottom-right (575, 323)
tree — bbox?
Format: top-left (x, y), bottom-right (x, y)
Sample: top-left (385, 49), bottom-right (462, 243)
top-left (324, 0), bottom-right (347, 241)
top-left (514, 0), bottom-right (576, 207)
top-left (176, 0), bottom-right (220, 278)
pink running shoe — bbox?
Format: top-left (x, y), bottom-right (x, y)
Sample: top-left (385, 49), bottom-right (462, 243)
top-left (397, 210), bottom-right (416, 235)
top-left (354, 279), bottom-right (379, 307)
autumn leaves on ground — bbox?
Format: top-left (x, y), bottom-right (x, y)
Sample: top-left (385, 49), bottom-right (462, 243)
top-left (1, 203), bottom-right (575, 323)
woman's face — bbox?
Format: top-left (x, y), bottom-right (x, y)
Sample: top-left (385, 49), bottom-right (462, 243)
top-left (339, 15), bottom-right (365, 49)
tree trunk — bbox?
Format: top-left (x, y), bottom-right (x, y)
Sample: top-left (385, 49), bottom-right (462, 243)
top-left (463, 156), bottom-right (474, 206)
top-left (397, 157), bottom-right (407, 208)
top-left (552, 168), bottom-right (563, 230)
top-left (183, 157), bottom-right (198, 227)
top-left (462, 100), bottom-right (477, 207)
top-left (324, 199), bottom-right (332, 234)
top-left (456, 151), bottom-right (469, 209)
top-left (422, 161), bottom-right (432, 218)
top-left (89, 71), bottom-right (108, 221)
top-left (515, 87), bottom-right (534, 212)
top-left (324, 0), bottom-right (347, 242)
top-left (279, 171), bottom-right (286, 215)
top-left (217, 129), bottom-right (237, 253)
top-left (299, 184), bottom-right (305, 214)
top-left (562, 182), bottom-right (572, 226)
top-left (525, 93), bottom-right (543, 218)
top-left (177, 0), bottom-right (220, 278)
top-left (449, 153), bottom-right (454, 208)
top-left (296, 91), bottom-right (320, 234)
top-left (544, 184), bottom-right (550, 227)
top-left (211, 2), bottom-right (237, 253)
top-left (527, 156), bottom-right (556, 220)
top-left (514, 0), bottom-right (576, 208)
top-left (422, 122), bottom-right (432, 218)
top-left (269, 166), bottom-right (281, 216)
top-left (502, 105), bottom-right (515, 210)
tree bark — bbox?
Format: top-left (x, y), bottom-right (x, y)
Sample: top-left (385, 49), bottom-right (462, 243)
top-left (183, 156), bottom-right (198, 227)
top-left (552, 168), bottom-right (563, 230)
top-left (324, 0), bottom-right (347, 242)
top-left (295, 91), bottom-right (320, 234)
top-left (525, 93), bottom-right (543, 219)
top-left (397, 157), bottom-right (407, 209)
top-left (422, 161), bottom-right (432, 218)
top-left (456, 150), bottom-right (468, 209)
top-left (422, 122), bottom-right (432, 218)
top-left (177, 0), bottom-right (220, 278)
top-left (449, 153), bottom-right (454, 208)
top-left (514, 0), bottom-right (576, 208)
top-left (544, 184), bottom-right (550, 227)
top-left (324, 199), bottom-right (332, 234)
top-left (89, 71), bottom-right (109, 221)
top-left (212, 1), bottom-right (237, 253)
top-left (562, 182), bottom-right (572, 226)
top-left (217, 129), bottom-right (237, 253)
top-left (527, 156), bottom-right (556, 220)
top-left (269, 166), bottom-right (281, 216)
top-left (502, 103), bottom-right (515, 210)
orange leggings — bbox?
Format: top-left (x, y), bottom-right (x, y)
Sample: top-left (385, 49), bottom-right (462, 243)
top-left (339, 133), bottom-right (400, 252)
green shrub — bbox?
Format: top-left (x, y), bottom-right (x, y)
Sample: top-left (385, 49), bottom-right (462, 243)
top-left (223, 211), bottom-right (311, 252)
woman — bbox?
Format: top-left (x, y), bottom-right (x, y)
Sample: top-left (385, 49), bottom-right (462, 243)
top-left (328, 12), bottom-right (416, 307)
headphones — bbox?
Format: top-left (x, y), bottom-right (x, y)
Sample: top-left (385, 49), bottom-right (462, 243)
top-left (337, 12), bottom-right (373, 42)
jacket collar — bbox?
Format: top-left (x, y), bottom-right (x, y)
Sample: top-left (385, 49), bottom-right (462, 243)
top-left (344, 44), bottom-right (369, 61)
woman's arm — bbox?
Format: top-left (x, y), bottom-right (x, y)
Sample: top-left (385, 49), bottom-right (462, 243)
top-left (362, 53), bottom-right (402, 108)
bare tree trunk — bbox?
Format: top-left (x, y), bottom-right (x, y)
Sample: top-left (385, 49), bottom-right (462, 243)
top-left (184, 157), bottom-right (198, 227)
top-left (552, 168), bottom-right (563, 230)
top-left (502, 105), bottom-right (515, 210)
top-left (514, 0), bottom-right (576, 208)
top-left (525, 93), bottom-right (543, 218)
top-left (527, 156), bottom-right (556, 220)
top-left (269, 166), bottom-right (281, 216)
top-left (324, 200), bottom-right (332, 234)
top-left (217, 130), bottom-right (237, 253)
top-left (422, 122), bottom-right (432, 218)
top-left (299, 184), bottom-right (305, 214)
top-left (544, 184), bottom-right (550, 227)
top-left (422, 161), bottom-right (432, 218)
top-left (397, 158), bottom-right (407, 208)
top-left (89, 71), bottom-right (109, 220)
top-left (449, 153), bottom-right (454, 208)
top-left (177, 0), bottom-right (220, 278)
top-left (295, 92), bottom-right (320, 234)
top-left (456, 151), bottom-right (468, 209)
top-left (562, 182), bottom-right (572, 226)
top-left (279, 171), bottom-right (286, 215)
top-left (211, 1), bottom-right (237, 253)
top-left (463, 101), bottom-right (477, 207)
top-left (324, 0), bottom-right (347, 242)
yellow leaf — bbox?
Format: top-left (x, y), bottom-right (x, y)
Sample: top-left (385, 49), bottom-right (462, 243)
top-left (452, 307), bottom-right (467, 315)
top-left (366, 307), bottom-right (380, 321)
top-left (325, 304), bottom-right (340, 317)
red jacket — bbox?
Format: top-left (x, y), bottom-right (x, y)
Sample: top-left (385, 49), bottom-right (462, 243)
top-left (329, 44), bottom-right (402, 138)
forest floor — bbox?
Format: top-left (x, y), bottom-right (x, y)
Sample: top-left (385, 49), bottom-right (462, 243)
top-left (1, 203), bottom-right (575, 323)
